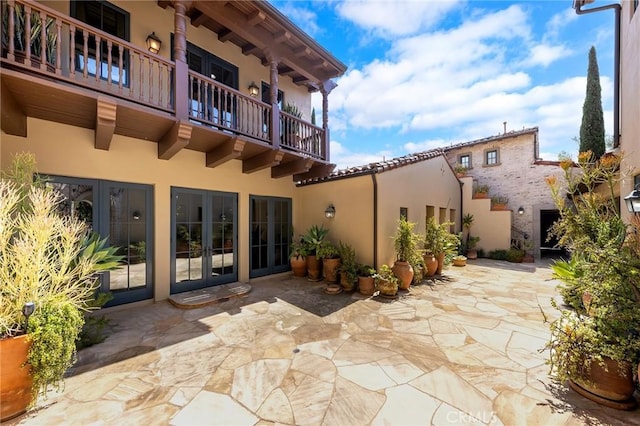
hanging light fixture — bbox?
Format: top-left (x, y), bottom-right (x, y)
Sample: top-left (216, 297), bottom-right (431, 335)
top-left (624, 184), bottom-right (640, 214)
top-left (518, 206), bottom-right (524, 215)
top-left (146, 32), bottom-right (162, 54)
top-left (248, 81), bottom-right (259, 97)
top-left (324, 204), bottom-right (336, 219)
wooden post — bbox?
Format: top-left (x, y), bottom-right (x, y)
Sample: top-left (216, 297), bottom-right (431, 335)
top-left (173, 1), bottom-right (189, 119)
top-left (267, 52), bottom-right (280, 149)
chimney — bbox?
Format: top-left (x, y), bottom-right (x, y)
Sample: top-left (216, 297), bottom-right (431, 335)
top-left (503, 121), bottom-right (507, 134)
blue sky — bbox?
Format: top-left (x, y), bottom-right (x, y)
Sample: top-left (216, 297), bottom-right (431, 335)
top-left (272, 0), bottom-right (616, 170)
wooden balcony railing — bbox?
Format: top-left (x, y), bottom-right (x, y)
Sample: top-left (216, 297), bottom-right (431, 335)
top-left (1, 0), bottom-right (327, 160)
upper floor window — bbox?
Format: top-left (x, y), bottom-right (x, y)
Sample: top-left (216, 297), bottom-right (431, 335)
top-left (458, 154), bottom-right (471, 169)
top-left (485, 149), bottom-right (499, 166)
top-left (400, 207), bottom-right (408, 220)
top-left (261, 82), bottom-right (284, 108)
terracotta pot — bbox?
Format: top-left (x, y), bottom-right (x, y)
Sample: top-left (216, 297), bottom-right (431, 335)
top-left (466, 249), bottom-right (478, 260)
top-left (423, 253), bottom-right (438, 277)
top-left (412, 266), bottom-right (424, 284)
top-left (306, 255), bottom-right (322, 281)
top-left (358, 276), bottom-right (375, 296)
top-left (290, 255), bottom-right (307, 277)
top-left (436, 252), bottom-right (446, 275)
top-left (376, 278), bottom-right (398, 297)
top-left (323, 257), bottom-right (341, 283)
top-left (570, 357), bottom-right (636, 403)
top-left (340, 273), bottom-right (356, 292)
top-left (452, 258), bottom-right (466, 267)
top-left (1, 335), bottom-right (33, 422)
top-left (392, 261), bottom-right (413, 290)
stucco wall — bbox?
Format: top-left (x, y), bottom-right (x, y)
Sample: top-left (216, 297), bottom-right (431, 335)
top-left (1, 118), bottom-right (299, 301)
top-left (375, 155), bottom-right (461, 267)
top-left (446, 133), bottom-right (564, 257)
top-left (295, 175), bottom-right (375, 266)
top-left (620, 2), bottom-right (640, 222)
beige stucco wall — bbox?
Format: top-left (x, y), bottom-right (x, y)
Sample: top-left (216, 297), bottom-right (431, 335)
top-left (295, 175), bottom-right (375, 266)
top-left (1, 118), bottom-right (299, 302)
top-left (620, 2), bottom-right (640, 222)
top-left (375, 155), bottom-right (461, 267)
top-left (446, 133), bottom-right (564, 257)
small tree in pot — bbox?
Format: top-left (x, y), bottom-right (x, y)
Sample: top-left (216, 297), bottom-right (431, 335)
top-left (392, 217), bottom-right (418, 290)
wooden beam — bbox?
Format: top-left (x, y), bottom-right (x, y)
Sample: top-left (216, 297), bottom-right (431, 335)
top-left (247, 10), bottom-right (266, 26)
top-left (293, 163), bottom-right (336, 181)
top-left (158, 120), bottom-right (192, 160)
top-left (0, 80), bottom-right (26, 137)
top-left (191, 10), bottom-right (208, 27)
top-left (206, 137), bottom-right (246, 168)
top-left (293, 46), bottom-right (312, 58)
top-left (158, 1), bottom-right (171, 9)
top-left (274, 30), bottom-right (291, 44)
top-left (241, 43), bottom-right (260, 56)
top-left (95, 96), bottom-right (117, 150)
top-left (271, 158), bottom-right (314, 179)
top-left (242, 150), bottom-right (284, 174)
top-left (292, 76), bottom-right (309, 84)
top-left (218, 28), bottom-right (233, 42)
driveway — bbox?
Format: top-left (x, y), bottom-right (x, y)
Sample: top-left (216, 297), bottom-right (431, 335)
top-left (11, 259), bottom-right (639, 425)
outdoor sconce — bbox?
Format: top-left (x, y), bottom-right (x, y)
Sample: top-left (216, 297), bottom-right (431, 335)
top-left (518, 206), bottom-right (524, 215)
top-left (132, 210), bottom-right (141, 220)
top-left (146, 32), bottom-right (162, 54)
top-left (22, 301), bottom-right (35, 331)
top-left (248, 81), bottom-right (259, 97)
top-left (624, 184), bottom-right (640, 214)
top-left (325, 204), bottom-right (336, 219)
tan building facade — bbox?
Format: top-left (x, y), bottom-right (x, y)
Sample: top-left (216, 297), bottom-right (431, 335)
top-left (1, 0), bottom-right (346, 307)
top-left (444, 128), bottom-right (565, 258)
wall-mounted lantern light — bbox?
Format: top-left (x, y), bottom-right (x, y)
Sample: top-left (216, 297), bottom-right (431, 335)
top-left (146, 32), bottom-right (162, 54)
top-left (248, 81), bottom-right (259, 97)
top-left (325, 204), bottom-right (336, 219)
top-left (624, 184), bottom-right (640, 214)
top-left (132, 210), bottom-right (141, 220)
top-left (518, 206), bottom-right (524, 215)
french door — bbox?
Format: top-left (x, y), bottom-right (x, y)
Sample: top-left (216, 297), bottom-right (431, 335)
top-left (48, 177), bottom-right (153, 307)
top-left (171, 188), bottom-right (238, 293)
top-left (250, 196), bottom-right (292, 278)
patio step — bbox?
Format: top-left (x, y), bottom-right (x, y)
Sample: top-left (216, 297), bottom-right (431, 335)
top-left (168, 282), bottom-right (252, 309)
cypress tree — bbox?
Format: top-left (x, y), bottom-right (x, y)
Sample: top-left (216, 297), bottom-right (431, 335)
top-left (579, 46), bottom-right (605, 159)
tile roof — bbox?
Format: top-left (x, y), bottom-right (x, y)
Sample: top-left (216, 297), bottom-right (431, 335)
top-left (442, 127), bottom-right (538, 152)
top-left (297, 148), bottom-right (445, 186)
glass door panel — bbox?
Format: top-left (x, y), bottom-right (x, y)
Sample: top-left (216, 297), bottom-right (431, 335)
top-left (250, 197), bottom-right (292, 278)
top-left (174, 192), bottom-right (204, 283)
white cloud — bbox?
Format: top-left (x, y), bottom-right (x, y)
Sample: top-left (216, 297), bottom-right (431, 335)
top-left (546, 8), bottom-right (578, 40)
top-left (278, 3), bottom-right (321, 36)
top-left (524, 44), bottom-right (572, 68)
top-left (336, 0), bottom-right (461, 37)
top-left (329, 140), bottom-right (394, 169)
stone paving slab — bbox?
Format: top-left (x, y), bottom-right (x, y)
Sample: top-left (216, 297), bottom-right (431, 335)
top-left (9, 259), bottom-right (640, 425)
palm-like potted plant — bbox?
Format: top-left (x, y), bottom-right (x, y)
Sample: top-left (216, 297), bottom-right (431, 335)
top-left (0, 153), bottom-right (122, 421)
top-left (302, 225), bottom-right (329, 281)
top-left (543, 151), bottom-right (640, 409)
top-left (392, 217), bottom-right (417, 290)
top-left (461, 213), bottom-right (480, 259)
top-left (289, 238), bottom-right (307, 277)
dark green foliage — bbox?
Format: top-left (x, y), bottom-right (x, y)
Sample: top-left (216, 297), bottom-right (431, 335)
top-left (579, 46), bottom-right (605, 160)
top-left (488, 250), bottom-right (508, 260)
top-left (505, 248), bottom-right (525, 263)
top-left (77, 292), bottom-right (114, 350)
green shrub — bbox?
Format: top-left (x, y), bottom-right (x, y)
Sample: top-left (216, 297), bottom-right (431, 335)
top-left (506, 248), bottom-right (525, 263)
top-left (488, 249), bottom-right (508, 260)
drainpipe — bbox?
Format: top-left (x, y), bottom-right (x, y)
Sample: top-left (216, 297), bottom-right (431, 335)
top-left (572, 0), bottom-right (621, 148)
top-left (371, 173), bottom-right (378, 270)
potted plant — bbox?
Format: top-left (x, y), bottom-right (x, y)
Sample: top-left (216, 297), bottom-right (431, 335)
top-left (317, 240), bottom-right (340, 284)
top-left (491, 196), bottom-right (509, 211)
top-left (452, 255), bottom-right (467, 267)
top-left (337, 241), bottom-right (358, 292)
top-left (302, 225), bottom-right (329, 281)
top-left (543, 151), bottom-right (640, 409)
top-left (454, 163), bottom-right (468, 178)
top-left (424, 217), bottom-right (460, 275)
top-left (373, 264), bottom-right (399, 297)
top-left (357, 264), bottom-right (376, 296)
top-left (461, 213), bottom-right (480, 259)
top-left (1, 3), bottom-right (58, 69)
top-left (289, 238), bottom-right (307, 277)
top-left (281, 102), bottom-right (303, 145)
top-left (391, 217), bottom-right (417, 290)
top-left (0, 153), bottom-right (122, 421)
top-left (472, 183), bottom-right (490, 199)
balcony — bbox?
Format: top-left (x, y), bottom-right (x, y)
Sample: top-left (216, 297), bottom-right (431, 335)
top-left (0, 0), bottom-right (333, 179)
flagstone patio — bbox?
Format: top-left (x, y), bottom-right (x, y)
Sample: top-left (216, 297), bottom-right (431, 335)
top-left (9, 259), bottom-right (640, 425)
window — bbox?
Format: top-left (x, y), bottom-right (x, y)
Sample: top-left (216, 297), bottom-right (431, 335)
top-left (458, 154), bottom-right (471, 169)
top-left (485, 149), bottom-right (499, 166)
top-left (261, 82), bottom-right (284, 108)
top-left (426, 205), bottom-right (434, 221)
top-left (400, 207), bottom-right (408, 220)
top-left (71, 1), bottom-right (130, 85)
top-left (634, 0), bottom-right (639, 14)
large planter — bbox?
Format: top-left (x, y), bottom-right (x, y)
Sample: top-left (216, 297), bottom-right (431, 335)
top-left (466, 249), bottom-right (478, 260)
top-left (569, 357), bottom-right (637, 409)
top-left (358, 276), bottom-right (375, 296)
top-left (436, 252), bottom-right (446, 275)
top-left (290, 255), bottom-right (307, 277)
top-left (423, 253), bottom-right (438, 277)
top-left (340, 273), bottom-right (356, 292)
top-left (306, 255), bottom-right (322, 281)
top-left (323, 257), bottom-right (341, 283)
top-left (1, 335), bottom-right (33, 422)
top-left (392, 261), bottom-right (413, 290)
